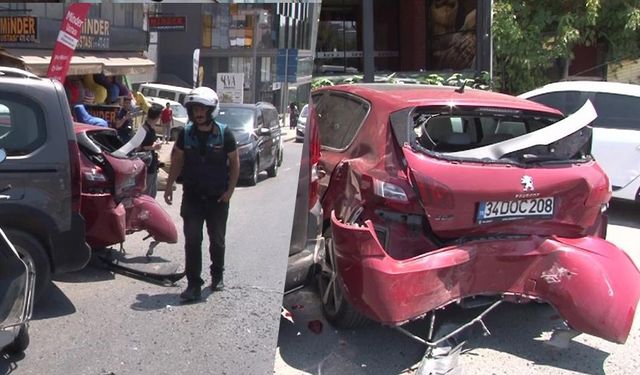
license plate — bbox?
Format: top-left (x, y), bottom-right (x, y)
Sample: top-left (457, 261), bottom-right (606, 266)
top-left (477, 197), bottom-right (554, 223)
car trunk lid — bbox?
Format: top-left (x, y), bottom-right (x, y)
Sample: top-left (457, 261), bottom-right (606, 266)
top-left (400, 101), bottom-right (610, 239)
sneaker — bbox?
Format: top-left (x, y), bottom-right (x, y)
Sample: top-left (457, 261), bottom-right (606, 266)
top-left (179, 285), bottom-right (202, 302)
top-left (210, 274), bottom-right (224, 291)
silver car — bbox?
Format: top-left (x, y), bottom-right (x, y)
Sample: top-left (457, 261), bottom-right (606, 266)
top-left (295, 104), bottom-right (309, 142)
top-left (0, 208), bottom-right (35, 354)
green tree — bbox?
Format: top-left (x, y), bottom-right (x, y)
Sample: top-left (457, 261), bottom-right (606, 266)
top-left (493, 0), bottom-right (640, 94)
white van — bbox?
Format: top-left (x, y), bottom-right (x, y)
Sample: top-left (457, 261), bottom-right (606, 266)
top-left (138, 83), bottom-right (192, 105)
top-left (519, 81), bottom-right (640, 202)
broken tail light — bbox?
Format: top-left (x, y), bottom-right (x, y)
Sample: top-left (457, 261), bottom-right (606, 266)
top-left (373, 179), bottom-right (408, 202)
top-left (68, 140), bottom-right (82, 213)
top-left (82, 166), bottom-right (110, 194)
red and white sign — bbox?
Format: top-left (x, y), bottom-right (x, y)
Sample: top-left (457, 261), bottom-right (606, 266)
top-left (46, 3), bottom-right (91, 83)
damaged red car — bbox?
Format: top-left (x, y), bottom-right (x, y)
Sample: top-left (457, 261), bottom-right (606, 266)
top-left (309, 83), bottom-right (640, 345)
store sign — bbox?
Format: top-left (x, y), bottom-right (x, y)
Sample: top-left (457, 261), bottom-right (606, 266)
top-left (77, 18), bottom-right (110, 49)
top-left (0, 16), bottom-right (38, 43)
top-left (149, 16), bottom-right (187, 32)
top-left (217, 73), bottom-right (244, 104)
top-left (85, 104), bottom-right (120, 126)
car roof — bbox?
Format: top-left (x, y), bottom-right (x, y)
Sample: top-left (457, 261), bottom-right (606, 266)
top-left (139, 83), bottom-right (192, 93)
top-left (518, 80), bottom-right (640, 98)
top-left (316, 84), bottom-right (563, 115)
top-left (146, 96), bottom-right (182, 106)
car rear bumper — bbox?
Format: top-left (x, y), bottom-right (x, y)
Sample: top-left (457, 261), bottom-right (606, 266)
top-left (330, 212), bottom-right (640, 344)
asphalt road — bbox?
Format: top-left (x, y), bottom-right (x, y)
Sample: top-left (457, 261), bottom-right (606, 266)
top-left (274, 199), bottom-right (640, 375)
top-left (1, 141), bottom-right (302, 375)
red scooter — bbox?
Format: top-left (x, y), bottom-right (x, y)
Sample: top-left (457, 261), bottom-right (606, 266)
top-left (74, 122), bottom-right (182, 284)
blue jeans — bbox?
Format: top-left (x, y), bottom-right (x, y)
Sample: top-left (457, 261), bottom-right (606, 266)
top-left (180, 193), bottom-right (229, 287)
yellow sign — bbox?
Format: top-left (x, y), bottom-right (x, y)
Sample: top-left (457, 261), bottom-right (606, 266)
top-left (77, 19), bottom-right (110, 49)
top-left (0, 16), bottom-right (38, 43)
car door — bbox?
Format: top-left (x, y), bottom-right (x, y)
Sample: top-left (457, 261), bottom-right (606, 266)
top-left (590, 92), bottom-right (640, 191)
top-left (312, 90), bottom-right (371, 199)
top-left (255, 110), bottom-right (272, 168)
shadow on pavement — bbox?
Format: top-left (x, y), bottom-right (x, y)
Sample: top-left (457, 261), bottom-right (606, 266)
top-left (31, 282), bottom-right (76, 320)
top-left (130, 289), bottom-right (214, 311)
top-left (278, 288), bottom-right (610, 375)
top-left (51, 253), bottom-right (116, 284)
top-left (607, 199), bottom-right (640, 229)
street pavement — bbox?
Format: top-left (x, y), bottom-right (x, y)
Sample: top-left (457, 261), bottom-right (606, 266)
top-left (0, 138), bottom-right (302, 374)
top-left (274, 199), bottom-right (640, 375)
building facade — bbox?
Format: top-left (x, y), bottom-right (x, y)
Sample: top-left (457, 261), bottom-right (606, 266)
top-left (0, 1), bottom-right (154, 82)
top-left (155, 1), bottom-right (321, 111)
top-left (315, 0), bottom-right (492, 78)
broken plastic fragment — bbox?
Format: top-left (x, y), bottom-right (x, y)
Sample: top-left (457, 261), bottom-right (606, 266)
top-left (281, 306), bottom-right (294, 323)
top-left (308, 320), bottom-right (323, 334)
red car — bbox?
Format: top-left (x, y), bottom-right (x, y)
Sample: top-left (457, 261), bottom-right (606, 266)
top-left (306, 83), bottom-right (639, 345)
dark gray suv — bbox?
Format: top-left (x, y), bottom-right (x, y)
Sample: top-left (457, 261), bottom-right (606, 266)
top-left (0, 67), bottom-right (91, 300)
top-left (217, 102), bottom-right (283, 186)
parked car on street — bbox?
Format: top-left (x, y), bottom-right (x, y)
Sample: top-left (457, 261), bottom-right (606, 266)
top-left (217, 102), bottom-right (283, 186)
top-left (285, 100), bottom-right (323, 292)
top-left (138, 82), bottom-right (192, 105)
top-left (295, 104), bottom-right (309, 142)
top-left (519, 81), bottom-right (640, 203)
top-left (0, 67), bottom-right (92, 301)
top-left (144, 96), bottom-right (188, 141)
top-left (288, 83), bottom-right (640, 347)
top-left (0, 222), bottom-right (35, 355)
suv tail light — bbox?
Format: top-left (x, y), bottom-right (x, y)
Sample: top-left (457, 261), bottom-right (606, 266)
top-left (68, 140), bottom-right (82, 213)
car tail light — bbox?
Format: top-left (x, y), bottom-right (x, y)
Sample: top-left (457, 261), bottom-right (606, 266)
top-left (82, 167), bottom-right (110, 194)
top-left (373, 179), bottom-right (408, 202)
top-left (68, 140), bottom-right (82, 213)
top-left (411, 174), bottom-right (455, 209)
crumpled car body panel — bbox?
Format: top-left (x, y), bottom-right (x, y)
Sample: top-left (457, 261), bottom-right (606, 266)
top-left (330, 211), bottom-right (640, 344)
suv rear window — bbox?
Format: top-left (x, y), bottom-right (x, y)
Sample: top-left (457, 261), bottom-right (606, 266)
top-left (0, 94), bottom-right (47, 156)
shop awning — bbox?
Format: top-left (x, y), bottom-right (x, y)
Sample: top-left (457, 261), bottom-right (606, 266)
top-left (2, 49), bottom-right (155, 77)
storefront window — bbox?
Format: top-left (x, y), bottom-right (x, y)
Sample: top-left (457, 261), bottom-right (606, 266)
top-left (427, 0), bottom-right (477, 70)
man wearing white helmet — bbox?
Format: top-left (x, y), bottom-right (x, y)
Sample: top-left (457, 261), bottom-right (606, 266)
top-left (164, 86), bottom-right (240, 302)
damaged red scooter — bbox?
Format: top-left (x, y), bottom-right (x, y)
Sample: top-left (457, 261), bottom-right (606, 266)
top-left (74, 122), bottom-right (182, 284)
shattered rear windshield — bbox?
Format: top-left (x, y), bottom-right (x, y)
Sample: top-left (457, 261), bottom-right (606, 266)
top-left (407, 106), bottom-right (593, 164)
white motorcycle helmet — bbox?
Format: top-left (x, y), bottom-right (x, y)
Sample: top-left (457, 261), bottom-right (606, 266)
top-left (184, 86), bottom-right (220, 120)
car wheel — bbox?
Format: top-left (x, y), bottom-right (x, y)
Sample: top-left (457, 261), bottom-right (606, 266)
top-left (267, 157), bottom-right (278, 178)
top-left (277, 145), bottom-right (284, 167)
top-left (317, 228), bottom-right (368, 329)
top-left (6, 229), bottom-right (50, 303)
top-left (4, 325), bottom-right (29, 354)
top-left (247, 158), bottom-right (258, 186)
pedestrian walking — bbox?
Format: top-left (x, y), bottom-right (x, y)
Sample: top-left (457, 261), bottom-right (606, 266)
top-left (161, 102), bottom-right (173, 144)
top-left (289, 102), bottom-right (298, 130)
top-left (164, 86), bottom-right (240, 302)
top-left (138, 105), bottom-right (163, 198)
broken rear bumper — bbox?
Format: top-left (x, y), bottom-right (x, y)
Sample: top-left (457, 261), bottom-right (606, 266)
top-left (330, 212), bottom-right (640, 344)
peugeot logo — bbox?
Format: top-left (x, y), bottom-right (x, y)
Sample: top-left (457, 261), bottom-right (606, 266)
top-left (521, 175), bottom-right (534, 191)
